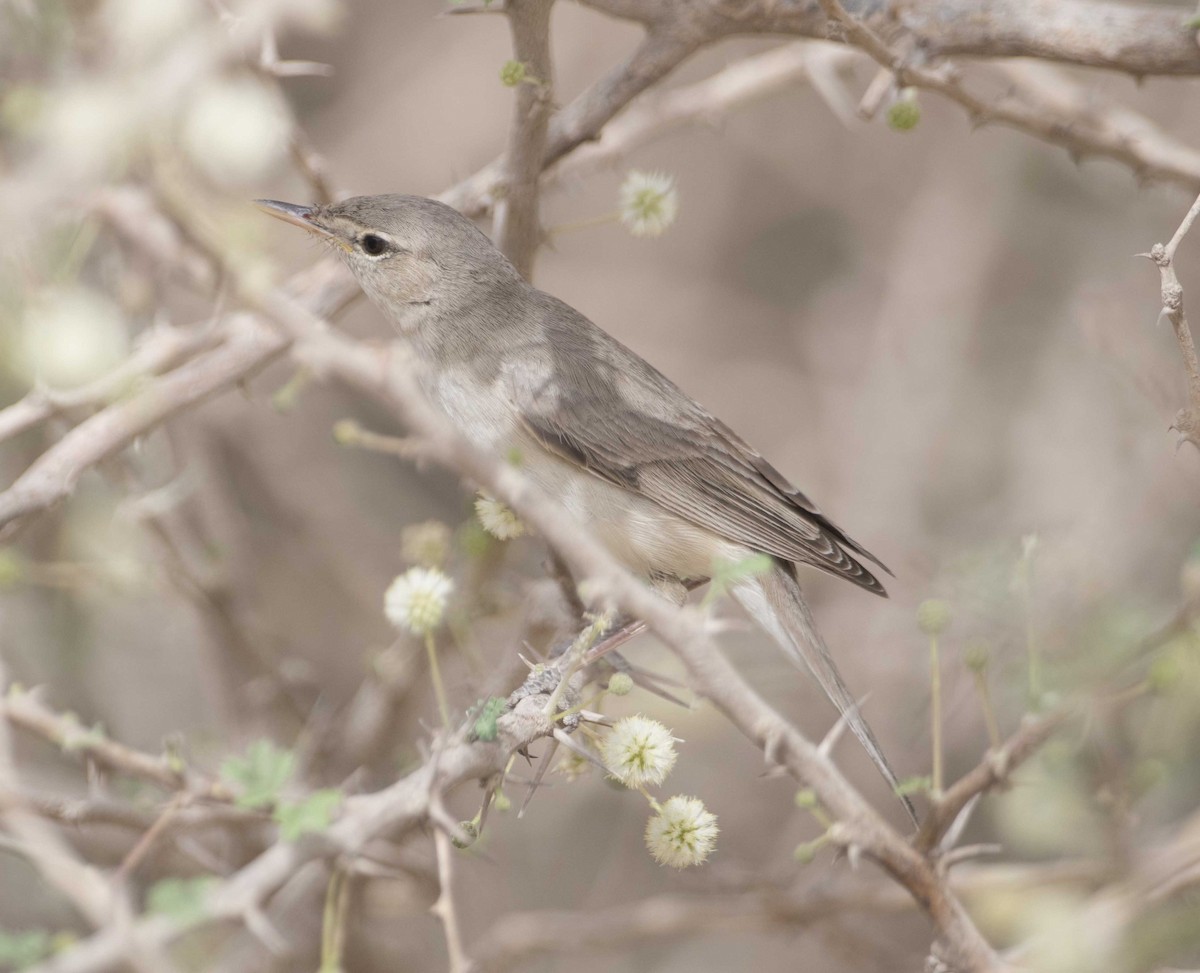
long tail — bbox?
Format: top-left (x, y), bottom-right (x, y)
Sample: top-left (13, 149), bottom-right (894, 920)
top-left (732, 563), bottom-right (918, 827)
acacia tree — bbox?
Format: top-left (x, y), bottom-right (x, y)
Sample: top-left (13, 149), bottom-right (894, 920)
top-left (2, 1), bottom-right (1200, 971)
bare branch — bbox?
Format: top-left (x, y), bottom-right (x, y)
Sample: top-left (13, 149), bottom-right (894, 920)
top-left (0, 323), bottom-right (223, 446)
top-left (725, 0), bottom-right (1200, 76)
top-left (492, 0), bottom-right (556, 278)
top-left (441, 26), bottom-right (701, 218)
top-left (915, 706), bottom-right (1071, 854)
top-left (1148, 191), bottom-right (1200, 447)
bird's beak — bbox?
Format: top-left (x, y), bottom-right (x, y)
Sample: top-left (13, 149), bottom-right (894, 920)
top-left (255, 199), bottom-right (346, 249)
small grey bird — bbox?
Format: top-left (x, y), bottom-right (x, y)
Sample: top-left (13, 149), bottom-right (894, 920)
top-left (258, 194), bottom-right (910, 817)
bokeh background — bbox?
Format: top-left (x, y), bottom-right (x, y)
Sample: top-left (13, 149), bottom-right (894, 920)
top-left (3, 1), bottom-right (1200, 970)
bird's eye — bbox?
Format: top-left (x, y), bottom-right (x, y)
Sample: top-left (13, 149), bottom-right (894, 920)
top-left (360, 233), bottom-right (388, 256)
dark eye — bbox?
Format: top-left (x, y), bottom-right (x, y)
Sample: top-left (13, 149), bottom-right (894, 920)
top-left (360, 233), bottom-right (388, 256)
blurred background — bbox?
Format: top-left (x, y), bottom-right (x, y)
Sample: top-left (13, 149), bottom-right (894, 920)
top-left (3, 1), bottom-right (1200, 970)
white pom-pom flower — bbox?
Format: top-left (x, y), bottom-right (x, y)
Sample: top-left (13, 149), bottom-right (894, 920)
top-left (20, 287), bottom-right (129, 388)
top-left (645, 795), bottom-right (719, 868)
top-left (182, 77), bottom-right (291, 186)
top-left (619, 171), bottom-right (679, 238)
top-left (475, 494), bottom-right (526, 540)
top-left (384, 567), bottom-right (452, 636)
top-left (601, 715), bottom-right (677, 789)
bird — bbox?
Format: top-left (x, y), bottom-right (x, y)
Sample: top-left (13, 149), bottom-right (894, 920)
top-left (257, 194), bottom-right (912, 821)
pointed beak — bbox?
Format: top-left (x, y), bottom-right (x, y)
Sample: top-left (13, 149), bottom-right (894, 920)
top-left (255, 199), bottom-right (338, 242)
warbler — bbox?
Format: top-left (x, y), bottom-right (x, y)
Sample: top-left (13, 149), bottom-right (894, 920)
top-left (258, 194), bottom-right (911, 820)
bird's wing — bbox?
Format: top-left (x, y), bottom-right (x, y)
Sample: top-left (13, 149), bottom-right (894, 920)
top-left (516, 313), bottom-right (889, 595)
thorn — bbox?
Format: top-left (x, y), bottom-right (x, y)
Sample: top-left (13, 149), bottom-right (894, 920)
top-left (517, 738), bottom-right (558, 818)
top-left (937, 793), bottom-right (982, 854)
top-left (819, 692), bottom-right (872, 758)
top-left (244, 906), bottom-right (288, 955)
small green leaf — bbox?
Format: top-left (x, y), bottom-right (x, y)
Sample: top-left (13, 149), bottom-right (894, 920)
top-left (275, 789), bottom-right (342, 841)
top-left (146, 877), bottom-right (217, 926)
top-left (0, 930), bottom-right (52, 969)
top-left (499, 59), bottom-right (527, 87)
top-left (471, 697), bottom-right (508, 742)
top-left (894, 775), bottom-right (933, 797)
top-left (705, 553), bottom-right (774, 604)
top-left (220, 739), bottom-right (295, 809)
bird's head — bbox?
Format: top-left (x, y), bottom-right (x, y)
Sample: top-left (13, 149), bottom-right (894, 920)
top-left (256, 194), bottom-right (520, 331)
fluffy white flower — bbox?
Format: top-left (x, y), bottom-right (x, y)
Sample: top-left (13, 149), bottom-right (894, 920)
top-left (601, 715), bottom-right (677, 789)
top-left (182, 77), bottom-right (291, 186)
top-left (619, 171), bottom-right (679, 238)
top-left (20, 287), bottom-right (129, 388)
top-left (644, 795), bottom-right (719, 868)
top-left (475, 495), bottom-right (526, 540)
top-left (384, 567), bottom-right (452, 636)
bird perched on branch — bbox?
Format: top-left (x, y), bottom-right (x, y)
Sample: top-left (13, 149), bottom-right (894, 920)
top-left (258, 194), bottom-right (912, 822)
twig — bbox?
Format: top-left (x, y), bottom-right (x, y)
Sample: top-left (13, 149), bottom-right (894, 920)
top-left (492, 0), bottom-right (556, 278)
top-left (432, 829), bottom-right (472, 973)
top-left (915, 706), bottom-right (1072, 854)
top-left (0, 688), bottom-right (218, 796)
top-left (1148, 191), bottom-right (1200, 448)
top-left (0, 323), bottom-right (224, 445)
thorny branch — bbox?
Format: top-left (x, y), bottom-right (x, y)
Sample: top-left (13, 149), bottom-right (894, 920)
top-left (1148, 191), bottom-right (1200, 449)
top-left (492, 0), bottom-right (557, 278)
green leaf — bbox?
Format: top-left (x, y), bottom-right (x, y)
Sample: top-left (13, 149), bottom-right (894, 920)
top-left (0, 930), bottom-right (52, 969)
top-left (274, 789), bottom-right (342, 841)
top-left (146, 877), bottom-right (217, 926)
top-left (705, 553), bottom-right (774, 604)
top-left (220, 739), bottom-right (295, 809)
top-left (470, 697), bottom-right (508, 742)
top-left (894, 775), bottom-right (933, 797)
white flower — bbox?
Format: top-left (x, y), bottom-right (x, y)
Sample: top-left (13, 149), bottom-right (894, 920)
top-left (601, 715), bottom-right (677, 789)
top-left (619, 171), bottom-right (678, 238)
top-left (645, 795), bottom-right (719, 868)
top-left (384, 567), bottom-right (452, 636)
top-left (182, 77), bottom-right (291, 186)
top-left (475, 494), bottom-right (526, 540)
top-left (20, 287), bottom-right (129, 389)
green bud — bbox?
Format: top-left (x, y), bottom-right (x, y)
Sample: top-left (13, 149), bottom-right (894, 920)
top-left (793, 841), bottom-right (817, 864)
top-left (492, 790), bottom-right (512, 812)
top-left (607, 672), bottom-right (634, 696)
top-left (451, 820), bottom-right (479, 849)
top-left (964, 639), bottom-right (990, 674)
top-left (499, 60), bottom-right (527, 87)
top-left (917, 599), bottom-right (951, 636)
top-left (886, 90), bottom-right (920, 131)
top-left (331, 419), bottom-right (359, 446)
top-left (794, 788), bottom-right (817, 809)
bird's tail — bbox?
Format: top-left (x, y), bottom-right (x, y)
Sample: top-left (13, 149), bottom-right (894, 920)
top-left (732, 564), bottom-right (917, 826)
